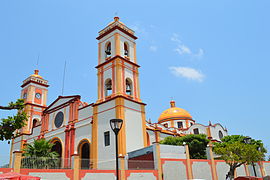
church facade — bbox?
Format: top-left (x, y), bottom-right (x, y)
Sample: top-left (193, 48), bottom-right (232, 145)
top-left (10, 17), bottom-right (228, 169)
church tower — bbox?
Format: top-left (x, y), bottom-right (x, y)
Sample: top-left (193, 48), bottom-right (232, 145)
top-left (96, 16), bottom-right (141, 103)
top-left (20, 69), bottom-right (49, 134)
top-left (91, 17), bottom-right (147, 169)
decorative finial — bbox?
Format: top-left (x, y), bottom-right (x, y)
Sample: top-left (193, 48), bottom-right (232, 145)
top-left (148, 118), bottom-right (152, 124)
top-left (34, 69), bottom-right (39, 75)
top-left (170, 100), bottom-right (175, 108)
top-left (209, 121), bottom-right (212, 126)
top-left (114, 16), bottom-right (119, 22)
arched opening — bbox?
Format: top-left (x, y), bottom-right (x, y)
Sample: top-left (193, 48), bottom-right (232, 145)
top-left (105, 42), bottom-right (111, 58)
top-left (177, 121), bottom-right (183, 128)
top-left (32, 119), bottom-right (38, 128)
top-left (125, 78), bottom-right (132, 96)
top-left (105, 79), bottom-right (112, 97)
top-left (51, 140), bottom-right (62, 168)
top-left (124, 42), bottom-right (129, 57)
top-left (218, 130), bottom-right (223, 139)
top-left (78, 140), bottom-right (91, 169)
top-left (163, 123), bottom-right (168, 128)
top-left (193, 128), bottom-right (199, 134)
top-left (80, 143), bottom-right (90, 169)
top-left (51, 141), bottom-right (62, 157)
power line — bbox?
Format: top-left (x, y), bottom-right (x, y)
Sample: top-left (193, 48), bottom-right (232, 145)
top-left (61, 60), bottom-right (67, 95)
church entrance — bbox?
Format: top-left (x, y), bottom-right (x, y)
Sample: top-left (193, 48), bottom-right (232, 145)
top-left (79, 141), bottom-right (90, 169)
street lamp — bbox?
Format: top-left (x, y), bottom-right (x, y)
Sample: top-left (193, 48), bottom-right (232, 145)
top-left (110, 119), bottom-right (123, 180)
top-left (243, 136), bottom-right (257, 177)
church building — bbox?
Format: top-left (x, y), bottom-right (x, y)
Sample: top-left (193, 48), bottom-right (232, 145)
top-left (10, 17), bottom-right (228, 169)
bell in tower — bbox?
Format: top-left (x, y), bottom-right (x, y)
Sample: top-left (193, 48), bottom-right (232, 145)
top-left (105, 42), bottom-right (111, 58)
top-left (126, 79), bottom-right (132, 95)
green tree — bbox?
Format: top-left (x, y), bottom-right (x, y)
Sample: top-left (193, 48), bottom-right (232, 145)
top-left (160, 134), bottom-right (210, 159)
top-left (0, 99), bottom-right (27, 141)
top-left (22, 139), bottom-right (60, 169)
top-left (213, 135), bottom-right (266, 180)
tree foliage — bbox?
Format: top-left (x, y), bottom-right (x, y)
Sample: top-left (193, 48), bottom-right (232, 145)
top-left (0, 99), bottom-right (27, 141)
top-left (160, 134), bottom-right (210, 159)
top-left (22, 139), bottom-right (60, 169)
top-left (213, 135), bottom-right (266, 180)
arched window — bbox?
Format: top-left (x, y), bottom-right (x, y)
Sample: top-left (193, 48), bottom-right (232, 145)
top-left (218, 130), bottom-right (223, 140)
top-left (164, 123), bottom-right (168, 128)
top-left (32, 119), bottom-right (38, 128)
top-left (105, 42), bottom-right (111, 58)
top-left (105, 79), bottom-right (112, 97)
top-left (193, 128), bottom-right (199, 134)
top-left (124, 42), bottom-right (129, 57)
top-left (125, 78), bottom-right (132, 95)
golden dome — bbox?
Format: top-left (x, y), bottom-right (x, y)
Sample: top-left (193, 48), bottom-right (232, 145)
top-left (158, 100), bottom-right (192, 123)
top-left (31, 70), bottom-right (43, 79)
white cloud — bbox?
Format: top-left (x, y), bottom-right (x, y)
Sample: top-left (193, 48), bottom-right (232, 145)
top-left (171, 33), bottom-right (204, 58)
top-left (194, 48), bottom-right (204, 58)
top-left (149, 45), bottom-right (158, 52)
top-left (174, 44), bottom-right (192, 55)
top-left (171, 33), bottom-right (181, 43)
top-left (169, 66), bottom-right (205, 82)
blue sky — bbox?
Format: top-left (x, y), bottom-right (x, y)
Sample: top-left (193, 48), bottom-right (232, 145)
top-left (1, 0), bottom-right (270, 164)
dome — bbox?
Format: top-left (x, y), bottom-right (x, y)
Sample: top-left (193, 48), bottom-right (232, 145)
top-left (30, 70), bottom-right (43, 79)
top-left (158, 100), bottom-right (192, 123)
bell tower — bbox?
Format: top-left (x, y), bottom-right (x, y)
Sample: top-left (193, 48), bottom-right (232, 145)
top-left (91, 17), bottom-right (147, 169)
top-left (20, 69), bottom-right (49, 134)
top-left (96, 16), bottom-right (141, 103)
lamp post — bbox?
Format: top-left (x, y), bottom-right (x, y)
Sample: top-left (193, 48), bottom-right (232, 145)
top-left (243, 136), bottom-right (257, 177)
top-left (110, 119), bottom-right (123, 180)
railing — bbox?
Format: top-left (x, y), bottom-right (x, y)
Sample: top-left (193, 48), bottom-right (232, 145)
top-left (79, 159), bottom-right (155, 170)
top-left (21, 157), bottom-right (71, 169)
top-left (80, 158), bottom-right (91, 169)
top-left (19, 157), bottom-right (155, 170)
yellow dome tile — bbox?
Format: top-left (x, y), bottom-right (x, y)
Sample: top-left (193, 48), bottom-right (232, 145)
top-left (158, 100), bottom-right (192, 122)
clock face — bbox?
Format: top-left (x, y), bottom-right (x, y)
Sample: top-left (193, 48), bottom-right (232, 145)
top-left (35, 93), bottom-right (41, 99)
top-left (23, 93), bottom-right (27, 99)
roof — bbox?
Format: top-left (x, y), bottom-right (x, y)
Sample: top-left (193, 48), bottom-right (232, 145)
top-left (96, 17), bottom-right (137, 40)
top-left (44, 95), bottom-right (81, 113)
top-left (158, 100), bottom-right (193, 123)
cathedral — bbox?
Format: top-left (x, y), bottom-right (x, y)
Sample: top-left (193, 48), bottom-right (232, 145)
top-left (10, 17), bottom-right (228, 169)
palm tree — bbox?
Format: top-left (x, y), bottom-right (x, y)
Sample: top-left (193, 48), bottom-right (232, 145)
top-left (22, 139), bottom-right (60, 169)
